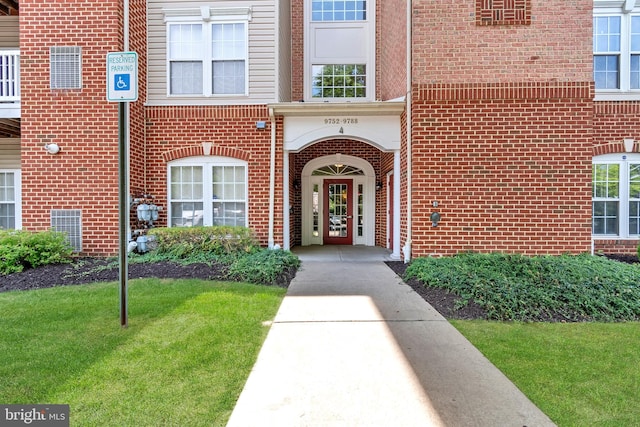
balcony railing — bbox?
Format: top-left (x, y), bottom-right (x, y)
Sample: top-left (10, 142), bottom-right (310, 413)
top-left (0, 50), bottom-right (19, 102)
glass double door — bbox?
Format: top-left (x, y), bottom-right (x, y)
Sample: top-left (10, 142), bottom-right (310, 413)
top-left (323, 179), bottom-right (353, 245)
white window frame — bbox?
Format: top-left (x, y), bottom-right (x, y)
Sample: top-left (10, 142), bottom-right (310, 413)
top-left (164, 7), bottom-right (251, 98)
top-left (167, 156), bottom-right (248, 227)
top-left (594, 1), bottom-right (640, 100)
top-left (304, 0), bottom-right (375, 102)
top-left (592, 153), bottom-right (640, 239)
top-left (0, 169), bottom-right (21, 230)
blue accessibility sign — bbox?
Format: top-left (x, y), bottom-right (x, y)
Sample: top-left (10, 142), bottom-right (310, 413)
top-left (115, 74), bottom-right (130, 91)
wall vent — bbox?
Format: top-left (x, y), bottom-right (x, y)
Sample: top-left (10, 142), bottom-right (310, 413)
top-left (51, 209), bottom-right (82, 252)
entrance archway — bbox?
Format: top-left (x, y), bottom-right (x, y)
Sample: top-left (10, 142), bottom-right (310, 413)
top-left (301, 154), bottom-right (376, 246)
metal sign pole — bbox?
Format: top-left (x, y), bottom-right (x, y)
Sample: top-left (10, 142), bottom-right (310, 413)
top-left (119, 101), bottom-right (128, 328)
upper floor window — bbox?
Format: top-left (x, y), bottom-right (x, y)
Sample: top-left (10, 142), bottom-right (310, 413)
top-left (593, 3), bottom-right (640, 98)
top-left (166, 10), bottom-right (249, 97)
top-left (593, 154), bottom-right (640, 237)
top-left (311, 0), bottom-right (366, 21)
top-left (305, 0), bottom-right (374, 101)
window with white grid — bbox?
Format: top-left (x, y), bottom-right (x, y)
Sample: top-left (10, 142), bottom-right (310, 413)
top-left (593, 153), bottom-right (640, 238)
top-left (168, 157), bottom-right (247, 227)
top-left (51, 209), bottom-right (82, 252)
top-left (167, 17), bottom-right (248, 96)
top-left (593, 1), bottom-right (640, 99)
top-left (50, 46), bottom-right (82, 89)
top-left (0, 171), bottom-right (19, 229)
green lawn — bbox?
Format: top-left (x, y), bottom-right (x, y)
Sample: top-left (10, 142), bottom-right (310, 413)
top-left (452, 320), bottom-right (640, 427)
top-left (0, 279), bottom-right (286, 426)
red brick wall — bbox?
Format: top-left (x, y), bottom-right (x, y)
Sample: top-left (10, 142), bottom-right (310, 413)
top-left (129, 0), bottom-right (147, 197)
top-left (144, 106), bottom-right (283, 247)
top-left (290, 140), bottom-right (385, 247)
top-left (20, 0), bottom-right (123, 255)
top-left (592, 101), bottom-right (640, 254)
top-left (411, 0), bottom-right (592, 84)
top-left (291, 0), bottom-right (304, 101)
top-left (378, 0), bottom-right (407, 100)
top-left (410, 83), bottom-right (593, 257)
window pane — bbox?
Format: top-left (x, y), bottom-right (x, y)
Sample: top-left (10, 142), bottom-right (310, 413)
top-left (593, 16), bottom-right (621, 52)
top-left (170, 62), bottom-right (203, 94)
top-left (312, 64), bottom-right (367, 99)
top-left (312, 0), bottom-right (366, 21)
top-left (630, 201), bottom-right (640, 235)
top-left (630, 164), bottom-right (640, 198)
top-left (169, 24), bottom-right (203, 59)
top-left (632, 16), bottom-right (640, 51)
top-left (632, 55), bottom-right (640, 90)
top-left (213, 201), bottom-right (246, 226)
top-left (212, 60), bottom-right (245, 94)
top-left (592, 201), bottom-right (619, 235)
top-left (593, 163), bottom-right (619, 197)
top-left (594, 55), bottom-right (619, 89)
top-left (171, 202), bottom-right (204, 227)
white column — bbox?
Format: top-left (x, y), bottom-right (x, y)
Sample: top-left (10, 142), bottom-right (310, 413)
top-left (392, 149), bottom-right (401, 259)
top-left (283, 150), bottom-right (291, 250)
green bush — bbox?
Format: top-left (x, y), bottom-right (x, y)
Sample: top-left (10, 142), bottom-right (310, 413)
top-left (147, 226), bottom-right (259, 260)
top-left (404, 252), bottom-right (640, 322)
top-left (0, 230), bottom-right (74, 274)
top-left (228, 249), bottom-right (300, 286)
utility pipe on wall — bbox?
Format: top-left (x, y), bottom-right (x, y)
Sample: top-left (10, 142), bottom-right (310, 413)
top-left (268, 107), bottom-right (276, 248)
top-left (404, 0), bottom-right (413, 263)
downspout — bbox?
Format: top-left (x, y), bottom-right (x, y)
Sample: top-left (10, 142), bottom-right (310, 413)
top-left (403, 0), bottom-right (413, 263)
top-left (268, 107), bottom-right (276, 249)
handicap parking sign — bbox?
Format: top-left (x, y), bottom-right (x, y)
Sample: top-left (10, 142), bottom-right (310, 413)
top-left (107, 52), bottom-right (138, 102)
top-left (115, 74), bottom-right (130, 91)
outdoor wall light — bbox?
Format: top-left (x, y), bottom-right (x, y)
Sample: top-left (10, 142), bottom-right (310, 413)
top-left (44, 143), bottom-right (60, 155)
top-left (293, 179), bottom-right (301, 190)
top-left (376, 181), bottom-right (383, 191)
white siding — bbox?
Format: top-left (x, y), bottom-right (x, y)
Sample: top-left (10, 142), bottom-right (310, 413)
top-left (0, 138), bottom-right (19, 168)
top-left (0, 16), bottom-right (18, 48)
top-left (147, 0), bottom-right (278, 106)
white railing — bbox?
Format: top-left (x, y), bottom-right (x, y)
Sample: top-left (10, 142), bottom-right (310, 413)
top-left (0, 50), bottom-right (19, 102)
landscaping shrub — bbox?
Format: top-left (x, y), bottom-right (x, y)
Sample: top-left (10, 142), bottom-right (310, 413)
top-left (228, 249), bottom-right (300, 286)
top-left (404, 252), bottom-right (640, 322)
top-left (147, 226), bottom-right (259, 259)
top-left (0, 230), bottom-right (73, 274)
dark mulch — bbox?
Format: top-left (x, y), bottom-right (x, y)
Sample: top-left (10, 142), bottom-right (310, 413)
top-left (0, 258), bottom-right (232, 293)
top-left (3, 252), bottom-right (638, 321)
top-left (386, 261), bottom-right (488, 320)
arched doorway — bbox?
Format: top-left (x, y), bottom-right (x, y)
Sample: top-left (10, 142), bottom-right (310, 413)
top-left (301, 154), bottom-right (376, 246)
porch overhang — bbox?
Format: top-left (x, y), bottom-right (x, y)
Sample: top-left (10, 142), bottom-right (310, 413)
top-left (269, 101), bottom-right (405, 152)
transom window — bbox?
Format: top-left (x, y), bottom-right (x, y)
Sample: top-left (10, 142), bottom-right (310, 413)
top-left (592, 154), bottom-right (640, 237)
top-left (168, 21), bottom-right (247, 96)
top-left (311, 64), bottom-right (366, 98)
top-left (593, 6), bottom-right (640, 95)
top-left (168, 158), bottom-right (247, 227)
top-left (311, 0), bottom-right (366, 21)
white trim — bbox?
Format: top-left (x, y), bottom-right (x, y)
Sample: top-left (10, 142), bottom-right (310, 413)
top-left (0, 169), bottom-right (20, 229)
top-left (303, 0), bottom-right (376, 102)
top-left (166, 18), bottom-right (249, 97)
top-left (167, 156), bottom-right (248, 227)
top-left (301, 155), bottom-right (375, 246)
top-left (592, 153), bottom-right (640, 238)
top-left (163, 7), bottom-right (253, 22)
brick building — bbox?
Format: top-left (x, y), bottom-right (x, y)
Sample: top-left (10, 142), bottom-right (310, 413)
top-left (0, 0), bottom-right (638, 259)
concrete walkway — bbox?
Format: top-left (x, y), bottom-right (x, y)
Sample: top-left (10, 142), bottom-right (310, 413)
top-left (227, 246), bottom-right (555, 427)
